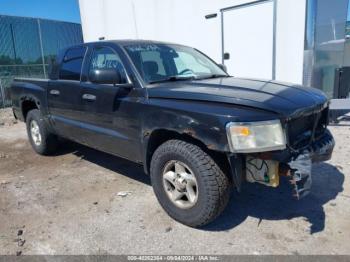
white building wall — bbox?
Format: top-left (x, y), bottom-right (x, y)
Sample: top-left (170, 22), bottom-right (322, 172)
top-left (275, 0), bottom-right (306, 84)
top-left (222, 1), bottom-right (275, 79)
top-left (78, 0), bottom-right (306, 84)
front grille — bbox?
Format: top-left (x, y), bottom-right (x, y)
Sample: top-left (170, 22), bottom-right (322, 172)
top-left (287, 107), bottom-right (328, 148)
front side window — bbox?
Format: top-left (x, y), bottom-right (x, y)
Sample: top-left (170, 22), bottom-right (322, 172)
top-left (89, 46), bottom-right (128, 83)
top-left (124, 44), bottom-right (227, 84)
top-left (59, 47), bottom-right (86, 81)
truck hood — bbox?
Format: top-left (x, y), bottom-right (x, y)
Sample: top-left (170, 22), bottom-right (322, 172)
top-left (147, 77), bottom-right (328, 119)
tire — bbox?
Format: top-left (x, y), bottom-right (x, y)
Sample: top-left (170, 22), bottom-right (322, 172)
top-left (150, 139), bottom-right (231, 227)
top-left (26, 109), bottom-right (58, 155)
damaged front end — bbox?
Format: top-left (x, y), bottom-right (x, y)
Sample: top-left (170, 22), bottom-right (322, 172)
top-left (287, 129), bottom-right (334, 198)
top-left (227, 106), bottom-right (335, 199)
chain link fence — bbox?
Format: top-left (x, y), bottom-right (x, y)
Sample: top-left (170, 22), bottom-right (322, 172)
top-left (0, 78), bottom-right (11, 108)
top-left (0, 15), bottom-right (83, 109)
top-left (0, 64), bottom-right (48, 108)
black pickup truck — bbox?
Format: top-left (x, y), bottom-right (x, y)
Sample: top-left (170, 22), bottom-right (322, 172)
top-left (11, 40), bottom-right (334, 227)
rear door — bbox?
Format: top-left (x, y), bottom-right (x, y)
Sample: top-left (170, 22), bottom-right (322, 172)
top-left (79, 44), bottom-right (144, 161)
top-left (48, 46), bottom-right (87, 141)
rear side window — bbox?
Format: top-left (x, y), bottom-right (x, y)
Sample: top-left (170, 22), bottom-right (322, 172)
top-left (59, 47), bottom-right (86, 81)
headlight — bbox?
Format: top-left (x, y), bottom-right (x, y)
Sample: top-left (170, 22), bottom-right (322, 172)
top-left (226, 120), bottom-right (286, 153)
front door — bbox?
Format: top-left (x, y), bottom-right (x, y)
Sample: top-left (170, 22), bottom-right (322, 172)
top-left (79, 45), bottom-right (144, 161)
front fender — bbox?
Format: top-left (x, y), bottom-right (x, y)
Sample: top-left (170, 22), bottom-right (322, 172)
top-left (140, 98), bottom-right (281, 174)
top-left (142, 99), bottom-right (231, 153)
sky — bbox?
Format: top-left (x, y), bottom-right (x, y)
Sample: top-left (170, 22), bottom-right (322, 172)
top-left (0, 0), bottom-right (81, 23)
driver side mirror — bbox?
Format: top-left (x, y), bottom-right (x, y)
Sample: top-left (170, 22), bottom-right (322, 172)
top-left (218, 64), bottom-right (227, 73)
top-left (89, 69), bottom-right (122, 84)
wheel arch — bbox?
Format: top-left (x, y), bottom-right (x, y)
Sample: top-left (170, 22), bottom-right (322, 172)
top-left (143, 128), bottom-right (230, 178)
top-left (20, 96), bottom-right (40, 121)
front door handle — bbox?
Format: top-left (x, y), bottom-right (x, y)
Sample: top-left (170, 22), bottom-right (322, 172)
top-left (50, 89), bottom-right (60, 96)
top-left (82, 93), bottom-right (96, 101)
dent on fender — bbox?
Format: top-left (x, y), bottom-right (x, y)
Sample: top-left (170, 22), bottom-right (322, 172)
top-left (143, 109), bottom-right (228, 152)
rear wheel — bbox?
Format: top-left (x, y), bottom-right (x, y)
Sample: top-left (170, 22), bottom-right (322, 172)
top-left (26, 109), bottom-right (58, 155)
top-left (150, 139), bottom-right (231, 227)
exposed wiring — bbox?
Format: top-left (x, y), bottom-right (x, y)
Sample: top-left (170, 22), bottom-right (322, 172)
top-left (246, 158), bottom-right (269, 183)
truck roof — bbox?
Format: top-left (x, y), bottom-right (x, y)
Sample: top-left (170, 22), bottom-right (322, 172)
top-left (74, 39), bottom-right (185, 48)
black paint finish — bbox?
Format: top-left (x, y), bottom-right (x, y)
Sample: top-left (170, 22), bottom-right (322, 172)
top-left (10, 40), bottom-right (333, 177)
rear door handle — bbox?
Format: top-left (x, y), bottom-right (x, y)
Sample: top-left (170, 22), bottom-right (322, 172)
top-left (50, 89), bottom-right (60, 96)
top-left (82, 93), bottom-right (96, 101)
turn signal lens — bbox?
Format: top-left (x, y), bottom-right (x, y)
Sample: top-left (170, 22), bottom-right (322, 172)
top-left (231, 126), bottom-right (251, 136)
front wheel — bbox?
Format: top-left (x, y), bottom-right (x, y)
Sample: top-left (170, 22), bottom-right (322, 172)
top-left (26, 109), bottom-right (58, 155)
top-left (150, 140), bottom-right (231, 227)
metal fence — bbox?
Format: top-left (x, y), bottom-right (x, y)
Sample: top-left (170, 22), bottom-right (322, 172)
top-left (0, 64), bottom-right (47, 108)
top-left (0, 15), bottom-right (83, 108)
top-left (0, 77), bottom-right (12, 108)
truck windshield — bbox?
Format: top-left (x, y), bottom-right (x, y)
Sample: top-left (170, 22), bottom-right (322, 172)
top-left (124, 44), bottom-right (228, 84)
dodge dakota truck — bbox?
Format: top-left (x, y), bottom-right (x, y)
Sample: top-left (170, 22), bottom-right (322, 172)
top-left (11, 40), bottom-right (334, 227)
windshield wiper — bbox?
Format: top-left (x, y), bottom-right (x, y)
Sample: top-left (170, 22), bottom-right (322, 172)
top-left (148, 75), bottom-right (196, 84)
top-left (199, 74), bottom-right (230, 80)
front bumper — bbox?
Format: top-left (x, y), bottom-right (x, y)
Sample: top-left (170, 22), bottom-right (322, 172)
top-left (258, 129), bottom-right (334, 163)
top-left (287, 129), bottom-right (335, 199)
top-left (227, 129), bottom-right (335, 198)
top-left (307, 129), bottom-right (334, 163)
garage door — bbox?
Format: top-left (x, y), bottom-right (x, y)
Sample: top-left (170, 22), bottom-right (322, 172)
top-left (222, 1), bottom-right (275, 79)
